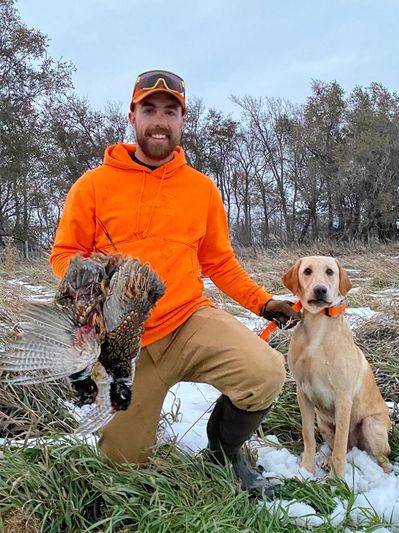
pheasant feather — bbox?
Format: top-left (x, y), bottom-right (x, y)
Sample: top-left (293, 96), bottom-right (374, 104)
top-left (0, 253), bottom-right (165, 434)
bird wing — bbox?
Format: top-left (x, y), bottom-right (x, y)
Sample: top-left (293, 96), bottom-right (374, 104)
top-left (75, 363), bottom-right (113, 434)
top-left (74, 359), bottom-right (136, 435)
top-left (0, 301), bottom-right (100, 384)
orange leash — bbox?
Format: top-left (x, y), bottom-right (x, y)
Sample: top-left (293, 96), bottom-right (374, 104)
top-left (259, 301), bottom-right (303, 341)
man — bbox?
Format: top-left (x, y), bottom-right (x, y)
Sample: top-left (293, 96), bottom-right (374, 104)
top-left (50, 70), bottom-right (299, 495)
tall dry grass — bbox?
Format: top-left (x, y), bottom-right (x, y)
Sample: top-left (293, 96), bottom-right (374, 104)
top-left (0, 250), bottom-right (73, 438)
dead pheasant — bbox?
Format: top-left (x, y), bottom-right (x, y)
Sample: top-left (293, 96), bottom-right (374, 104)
top-left (0, 253), bottom-right (165, 434)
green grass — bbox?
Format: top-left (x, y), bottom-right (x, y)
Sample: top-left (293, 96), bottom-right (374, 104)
top-left (1, 427), bottom-right (399, 532)
top-left (0, 441), bottom-right (279, 532)
top-left (1, 440), bottom-right (397, 533)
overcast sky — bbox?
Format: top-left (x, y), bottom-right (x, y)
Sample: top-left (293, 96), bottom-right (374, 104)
top-left (17, 0), bottom-right (399, 115)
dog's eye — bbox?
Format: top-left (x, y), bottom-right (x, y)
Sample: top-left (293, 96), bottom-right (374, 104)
top-left (303, 268), bottom-right (312, 276)
top-left (326, 268), bottom-right (334, 276)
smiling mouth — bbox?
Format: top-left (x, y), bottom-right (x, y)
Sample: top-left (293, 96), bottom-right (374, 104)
top-left (148, 133), bottom-right (169, 140)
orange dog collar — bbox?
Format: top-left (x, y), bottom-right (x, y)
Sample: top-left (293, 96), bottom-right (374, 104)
top-left (322, 301), bottom-right (347, 317)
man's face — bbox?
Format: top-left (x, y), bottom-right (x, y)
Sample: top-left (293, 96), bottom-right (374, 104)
top-left (129, 92), bottom-right (185, 166)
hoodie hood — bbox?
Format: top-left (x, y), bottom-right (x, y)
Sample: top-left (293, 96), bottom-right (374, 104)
top-left (103, 143), bottom-right (187, 178)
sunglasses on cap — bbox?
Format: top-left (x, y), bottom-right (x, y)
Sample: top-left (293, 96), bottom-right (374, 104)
top-left (131, 70), bottom-right (186, 111)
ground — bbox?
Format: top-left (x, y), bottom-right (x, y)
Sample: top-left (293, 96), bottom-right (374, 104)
top-left (0, 243), bottom-right (398, 532)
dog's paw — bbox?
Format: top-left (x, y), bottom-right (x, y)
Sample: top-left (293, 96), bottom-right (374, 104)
top-left (320, 453), bottom-right (332, 471)
top-left (329, 456), bottom-right (346, 479)
top-left (300, 455), bottom-right (316, 475)
top-left (379, 456), bottom-right (392, 473)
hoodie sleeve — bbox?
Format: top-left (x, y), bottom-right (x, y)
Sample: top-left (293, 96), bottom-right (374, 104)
top-left (49, 173), bottom-right (96, 278)
top-left (198, 182), bottom-right (272, 315)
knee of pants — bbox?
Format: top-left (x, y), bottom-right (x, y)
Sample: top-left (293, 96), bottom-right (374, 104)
top-left (233, 347), bottom-right (286, 412)
top-left (98, 431), bottom-right (155, 466)
top-left (97, 404), bottom-right (161, 467)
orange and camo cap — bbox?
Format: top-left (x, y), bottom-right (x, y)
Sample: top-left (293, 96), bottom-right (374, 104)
top-left (131, 70), bottom-right (186, 112)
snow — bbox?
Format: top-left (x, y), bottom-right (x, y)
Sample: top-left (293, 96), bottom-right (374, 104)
top-left (7, 278), bottom-right (53, 301)
top-left (2, 275), bottom-right (399, 530)
top-left (264, 498), bottom-right (325, 527)
top-left (159, 379), bottom-right (399, 530)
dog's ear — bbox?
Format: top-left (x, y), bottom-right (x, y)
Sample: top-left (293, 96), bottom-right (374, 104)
top-left (282, 260), bottom-right (301, 295)
top-left (335, 259), bottom-right (352, 296)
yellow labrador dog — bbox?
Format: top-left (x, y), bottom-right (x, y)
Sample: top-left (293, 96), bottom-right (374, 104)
top-left (282, 256), bottom-right (390, 478)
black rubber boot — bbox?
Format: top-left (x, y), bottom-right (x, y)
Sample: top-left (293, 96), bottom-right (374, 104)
top-left (206, 395), bottom-right (274, 497)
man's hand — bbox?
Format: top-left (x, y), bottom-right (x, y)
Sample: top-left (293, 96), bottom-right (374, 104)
top-left (260, 299), bottom-right (301, 329)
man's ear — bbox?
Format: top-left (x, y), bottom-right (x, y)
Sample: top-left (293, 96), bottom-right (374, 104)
top-left (335, 258), bottom-right (352, 296)
top-left (128, 110), bottom-right (135, 128)
top-left (282, 260), bottom-right (301, 295)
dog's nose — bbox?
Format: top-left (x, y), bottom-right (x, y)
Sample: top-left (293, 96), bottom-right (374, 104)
top-left (313, 285), bottom-right (327, 299)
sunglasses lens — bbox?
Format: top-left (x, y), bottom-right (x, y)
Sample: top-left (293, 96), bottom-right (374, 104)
top-left (135, 71), bottom-right (184, 94)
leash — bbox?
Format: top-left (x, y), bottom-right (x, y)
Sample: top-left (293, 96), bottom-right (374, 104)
top-left (259, 301), bottom-right (303, 341)
top-left (259, 300), bottom-right (347, 341)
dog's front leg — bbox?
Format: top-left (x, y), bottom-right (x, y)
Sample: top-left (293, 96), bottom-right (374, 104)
top-left (297, 386), bottom-right (316, 474)
top-left (330, 398), bottom-right (352, 479)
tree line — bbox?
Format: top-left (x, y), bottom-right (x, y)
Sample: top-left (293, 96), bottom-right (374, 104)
top-left (1, 0), bottom-right (398, 255)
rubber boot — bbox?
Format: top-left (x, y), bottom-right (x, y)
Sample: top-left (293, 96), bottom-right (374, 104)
top-left (206, 394), bottom-right (274, 497)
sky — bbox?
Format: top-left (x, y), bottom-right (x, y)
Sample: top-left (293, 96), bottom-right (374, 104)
top-left (16, 0), bottom-right (399, 116)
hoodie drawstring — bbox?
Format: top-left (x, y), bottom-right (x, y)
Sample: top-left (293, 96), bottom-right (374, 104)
top-left (135, 171), bottom-right (146, 236)
top-left (134, 168), bottom-right (166, 238)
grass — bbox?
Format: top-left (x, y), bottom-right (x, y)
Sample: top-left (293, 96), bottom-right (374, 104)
top-left (1, 441), bottom-right (397, 532)
top-left (0, 243), bottom-right (398, 532)
top-left (0, 381), bottom-right (76, 439)
top-left (0, 442), bottom-right (391, 533)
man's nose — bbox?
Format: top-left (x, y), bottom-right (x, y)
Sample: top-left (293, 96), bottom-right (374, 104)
top-left (152, 111), bottom-right (169, 126)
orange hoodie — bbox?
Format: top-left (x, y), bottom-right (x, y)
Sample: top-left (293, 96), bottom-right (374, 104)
top-left (50, 144), bottom-right (272, 346)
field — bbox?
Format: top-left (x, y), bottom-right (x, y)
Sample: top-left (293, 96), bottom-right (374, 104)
top-left (0, 243), bottom-right (398, 532)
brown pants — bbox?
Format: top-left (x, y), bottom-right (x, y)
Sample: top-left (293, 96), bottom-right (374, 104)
top-left (99, 306), bottom-right (285, 464)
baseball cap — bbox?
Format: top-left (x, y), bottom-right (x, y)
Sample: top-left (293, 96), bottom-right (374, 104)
top-left (131, 70), bottom-right (186, 112)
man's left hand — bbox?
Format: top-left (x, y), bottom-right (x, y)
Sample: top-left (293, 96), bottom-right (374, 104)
top-left (260, 299), bottom-right (301, 329)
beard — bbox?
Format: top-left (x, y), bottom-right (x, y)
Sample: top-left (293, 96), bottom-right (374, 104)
top-left (136, 128), bottom-right (181, 162)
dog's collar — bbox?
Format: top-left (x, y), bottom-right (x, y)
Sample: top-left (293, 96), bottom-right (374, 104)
top-left (321, 301), bottom-right (346, 317)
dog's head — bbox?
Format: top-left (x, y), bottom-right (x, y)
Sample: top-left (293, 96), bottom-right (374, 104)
top-left (282, 256), bottom-right (352, 314)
